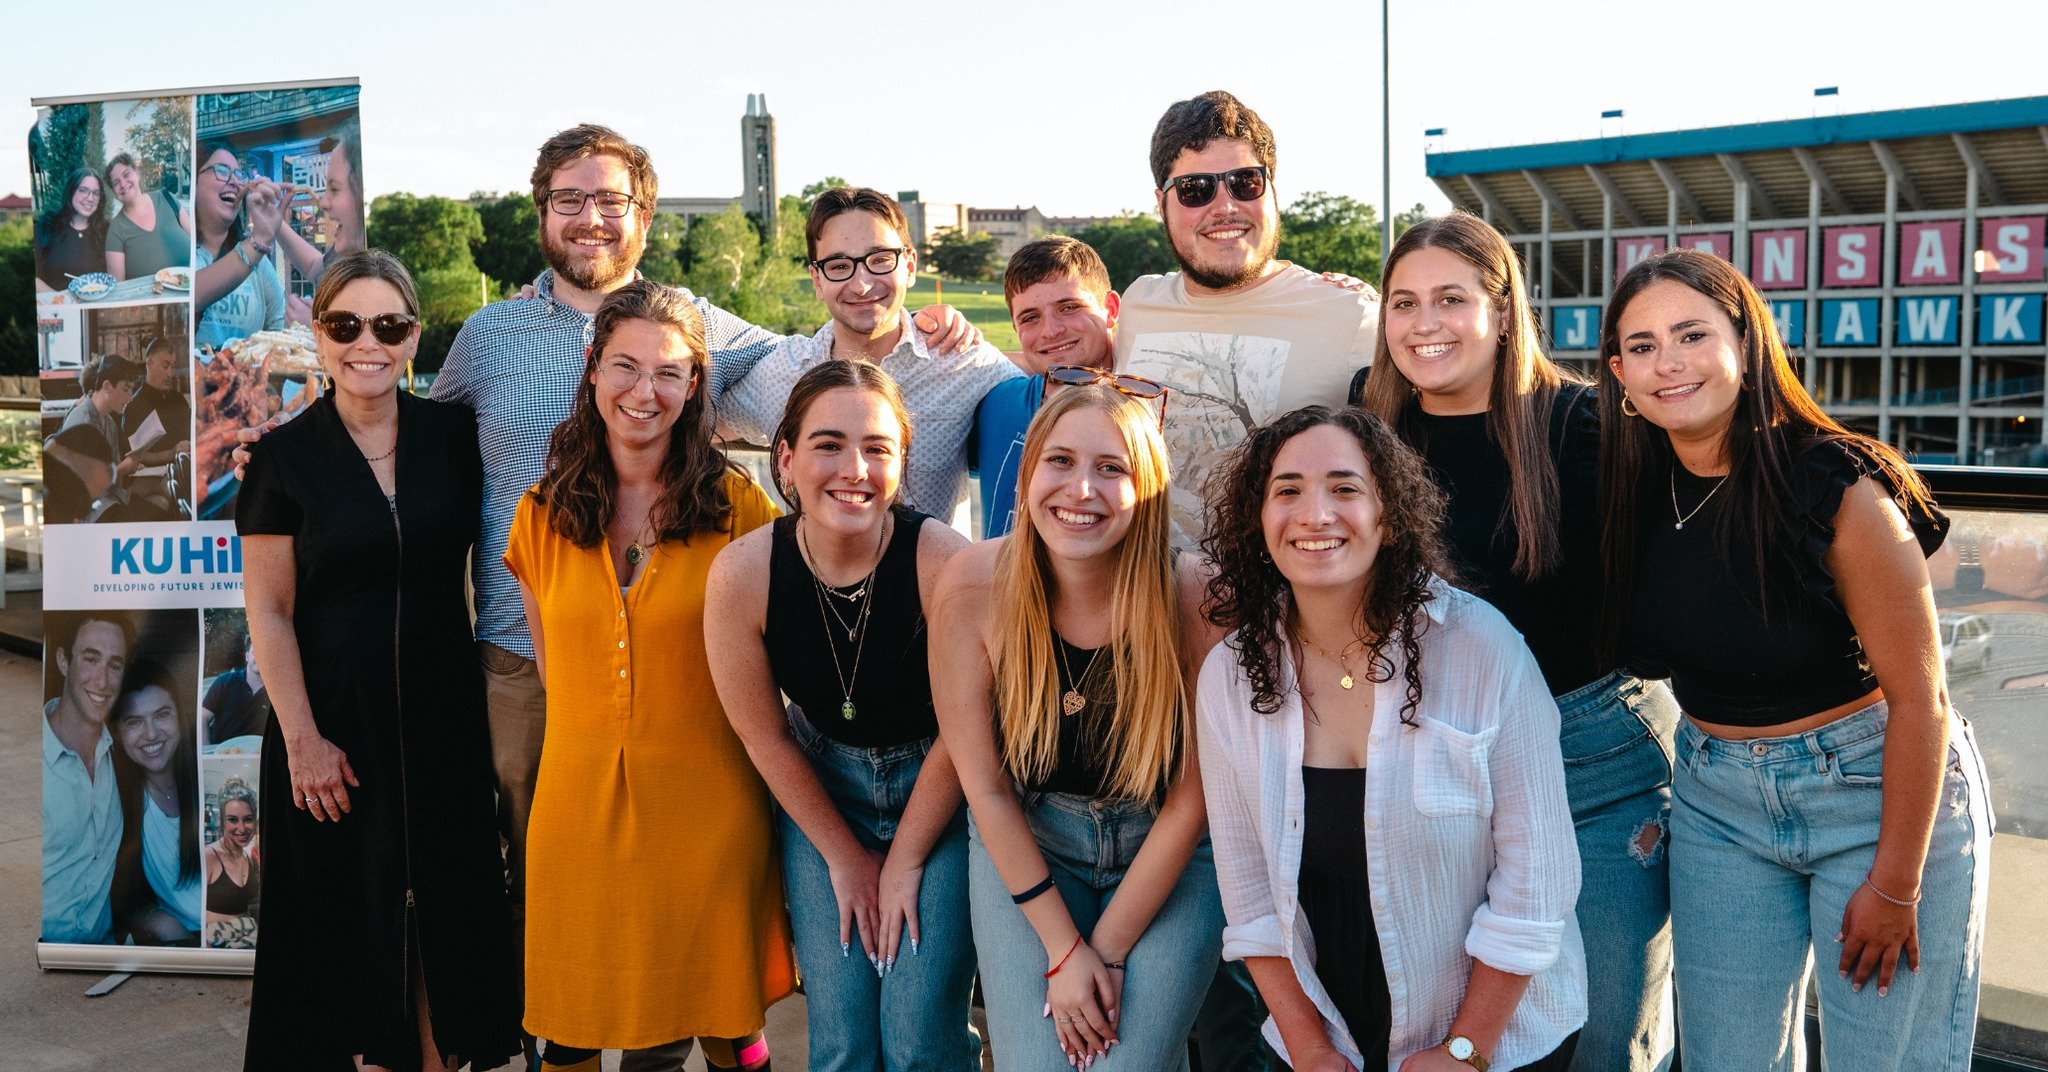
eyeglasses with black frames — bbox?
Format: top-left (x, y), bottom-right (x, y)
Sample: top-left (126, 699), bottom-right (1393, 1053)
top-left (1162, 166), bottom-right (1270, 210)
top-left (317, 311), bottom-right (418, 346)
top-left (546, 189), bottom-right (639, 218)
top-left (811, 247), bottom-right (908, 283)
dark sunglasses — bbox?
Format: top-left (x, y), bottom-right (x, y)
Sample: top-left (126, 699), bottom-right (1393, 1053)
top-left (1044, 364), bottom-right (1170, 423)
top-left (317, 311), bottom-right (418, 346)
top-left (1162, 165), bottom-right (1270, 209)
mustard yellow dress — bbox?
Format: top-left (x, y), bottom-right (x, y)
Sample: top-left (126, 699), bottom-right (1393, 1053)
top-left (503, 472), bottom-right (795, 1049)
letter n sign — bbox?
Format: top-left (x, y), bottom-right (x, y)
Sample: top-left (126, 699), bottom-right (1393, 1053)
top-left (1615, 236), bottom-right (1666, 279)
top-left (1977, 217), bottom-right (2046, 283)
top-left (1552, 306), bottom-right (1601, 351)
top-left (1975, 294), bottom-right (2045, 345)
top-left (1750, 229), bottom-right (1807, 290)
top-left (1822, 299), bottom-right (1879, 346)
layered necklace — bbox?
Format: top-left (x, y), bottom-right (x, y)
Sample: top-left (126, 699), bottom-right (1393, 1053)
top-left (800, 514), bottom-right (890, 721)
top-left (1300, 632), bottom-right (1371, 691)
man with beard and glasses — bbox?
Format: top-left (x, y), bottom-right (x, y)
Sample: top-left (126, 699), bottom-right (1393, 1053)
top-left (1114, 90), bottom-right (1380, 547)
top-left (425, 127), bottom-right (980, 1072)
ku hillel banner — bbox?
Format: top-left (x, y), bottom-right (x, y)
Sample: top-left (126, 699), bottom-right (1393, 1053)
top-left (31, 78), bottom-right (361, 975)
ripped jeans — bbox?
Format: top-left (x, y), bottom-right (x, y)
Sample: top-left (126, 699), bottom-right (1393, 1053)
top-left (1556, 671), bottom-right (1679, 1072)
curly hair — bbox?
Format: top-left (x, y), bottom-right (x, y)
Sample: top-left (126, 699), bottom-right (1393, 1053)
top-left (1200, 405), bottom-right (1454, 724)
top-left (532, 280), bottom-right (737, 546)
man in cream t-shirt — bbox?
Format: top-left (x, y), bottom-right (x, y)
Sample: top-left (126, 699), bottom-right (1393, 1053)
top-left (1115, 90), bottom-right (1379, 544)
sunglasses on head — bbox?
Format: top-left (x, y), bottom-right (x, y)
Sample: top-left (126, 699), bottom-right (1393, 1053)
top-left (1044, 364), bottom-right (1170, 423)
top-left (317, 311), bottom-right (418, 346)
top-left (1162, 165), bottom-right (1270, 209)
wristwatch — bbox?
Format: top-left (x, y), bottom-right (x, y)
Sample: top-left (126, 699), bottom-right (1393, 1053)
top-left (1441, 1034), bottom-right (1489, 1071)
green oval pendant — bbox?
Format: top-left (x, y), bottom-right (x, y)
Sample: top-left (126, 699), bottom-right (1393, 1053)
top-left (841, 699), bottom-right (857, 721)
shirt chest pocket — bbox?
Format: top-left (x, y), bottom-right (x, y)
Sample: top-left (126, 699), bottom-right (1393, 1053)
top-left (1411, 717), bottom-right (1500, 818)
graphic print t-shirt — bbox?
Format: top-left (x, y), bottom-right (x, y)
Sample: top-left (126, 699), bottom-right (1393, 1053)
top-left (1114, 264), bottom-right (1379, 543)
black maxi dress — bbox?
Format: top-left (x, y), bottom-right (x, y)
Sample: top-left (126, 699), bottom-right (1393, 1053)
top-left (236, 392), bottom-right (518, 1072)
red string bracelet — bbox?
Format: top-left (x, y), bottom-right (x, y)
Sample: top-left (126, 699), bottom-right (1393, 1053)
top-left (1044, 935), bottom-right (1084, 978)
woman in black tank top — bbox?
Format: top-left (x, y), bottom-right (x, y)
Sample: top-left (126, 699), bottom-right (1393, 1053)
top-left (706, 360), bottom-right (979, 1072)
top-left (932, 383), bottom-right (1227, 1072)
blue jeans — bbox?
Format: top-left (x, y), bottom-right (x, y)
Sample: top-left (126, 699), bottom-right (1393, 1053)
top-left (1556, 672), bottom-right (1678, 1072)
top-left (777, 712), bottom-right (979, 1072)
top-left (968, 794), bottom-right (1225, 1072)
top-left (1668, 700), bottom-right (1993, 1071)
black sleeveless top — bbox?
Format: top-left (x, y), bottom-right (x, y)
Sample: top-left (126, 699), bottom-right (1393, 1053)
top-left (1626, 437), bottom-right (1948, 727)
top-left (1298, 766), bottom-right (1391, 1070)
top-left (1024, 634), bottom-right (1120, 797)
top-left (766, 505), bottom-right (936, 749)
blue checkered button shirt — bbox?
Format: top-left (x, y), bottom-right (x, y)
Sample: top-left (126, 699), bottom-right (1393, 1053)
top-left (431, 270), bottom-right (781, 658)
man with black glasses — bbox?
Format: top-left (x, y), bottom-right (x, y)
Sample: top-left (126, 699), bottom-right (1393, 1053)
top-left (1115, 90), bottom-right (1380, 546)
top-left (722, 187), bottom-right (1022, 526)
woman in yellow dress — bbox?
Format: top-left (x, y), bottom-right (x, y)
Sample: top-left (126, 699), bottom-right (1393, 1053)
top-left (504, 280), bottom-right (794, 1072)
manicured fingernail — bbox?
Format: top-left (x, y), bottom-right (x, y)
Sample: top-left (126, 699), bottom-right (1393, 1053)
top-left (1853, 982), bottom-right (1863, 992)
top-left (885, 954), bottom-right (895, 973)
top-left (1879, 986), bottom-right (1889, 997)
top-left (911, 937), bottom-right (920, 956)
top-left (1043, 1002), bottom-right (1051, 1018)
top-left (842, 942), bottom-right (850, 957)
top-left (1839, 969), bottom-right (1848, 978)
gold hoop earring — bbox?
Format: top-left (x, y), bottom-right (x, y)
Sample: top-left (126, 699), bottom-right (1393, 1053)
top-left (1620, 393), bottom-right (1641, 418)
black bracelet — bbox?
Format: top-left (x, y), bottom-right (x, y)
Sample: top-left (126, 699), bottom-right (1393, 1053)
top-left (1103, 961), bottom-right (1126, 971)
top-left (1011, 875), bottom-right (1056, 905)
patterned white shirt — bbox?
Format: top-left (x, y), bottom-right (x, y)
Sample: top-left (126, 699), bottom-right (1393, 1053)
top-left (722, 319), bottom-right (1022, 524)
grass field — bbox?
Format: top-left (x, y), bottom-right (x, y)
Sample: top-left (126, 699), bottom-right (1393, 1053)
top-left (906, 274), bottom-right (1018, 351)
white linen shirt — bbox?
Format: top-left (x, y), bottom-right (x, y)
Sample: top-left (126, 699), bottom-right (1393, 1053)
top-left (1195, 580), bottom-right (1586, 1071)
top-left (718, 318), bottom-right (1022, 527)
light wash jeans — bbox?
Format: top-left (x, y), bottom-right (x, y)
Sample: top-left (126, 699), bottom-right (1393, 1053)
top-left (1668, 700), bottom-right (1993, 1071)
top-left (1556, 671), bottom-right (1678, 1072)
top-left (968, 794), bottom-right (1225, 1072)
top-left (777, 711), bottom-right (979, 1072)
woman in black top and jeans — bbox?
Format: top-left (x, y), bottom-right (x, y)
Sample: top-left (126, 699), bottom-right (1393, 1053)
top-left (706, 359), bottom-right (979, 1072)
top-left (1357, 211), bottom-right (1673, 1072)
top-left (1598, 248), bottom-right (1991, 1072)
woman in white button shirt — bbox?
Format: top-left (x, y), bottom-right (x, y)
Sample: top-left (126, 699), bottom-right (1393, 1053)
top-left (1195, 406), bottom-right (1585, 1072)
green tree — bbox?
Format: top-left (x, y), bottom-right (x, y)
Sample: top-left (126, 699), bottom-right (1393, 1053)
top-left (125, 98), bottom-right (194, 197)
top-left (30, 103), bottom-right (102, 218)
top-left (927, 229), bottom-right (1001, 282)
top-left (1070, 214), bottom-right (1178, 290)
top-left (640, 212), bottom-right (690, 287)
top-left (1278, 191), bottom-right (1381, 282)
top-left (799, 176), bottom-right (851, 205)
top-left (685, 205), bottom-right (822, 334)
top-left (470, 192), bottom-right (542, 290)
top-left (1394, 202), bottom-right (1432, 240)
top-left (366, 193), bottom-right (484, 275)
top-left (685, 206), bottom-right (761, 299)
top-left (0, 217), bottom-right (35, 375)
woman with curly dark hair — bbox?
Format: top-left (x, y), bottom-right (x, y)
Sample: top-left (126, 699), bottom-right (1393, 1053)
top-left (1197, 405), bottom-right (1585, 1072)
top-left (505, 279), bottom-right (792, 1071)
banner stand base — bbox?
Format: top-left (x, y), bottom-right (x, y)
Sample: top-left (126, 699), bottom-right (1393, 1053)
top-left (84, 972), bottom-right (132, 997)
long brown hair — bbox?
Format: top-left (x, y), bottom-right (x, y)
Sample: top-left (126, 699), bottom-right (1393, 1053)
top-left (769, 359), bottom-right (914, 513)
top-left (1361, 211), bottom-right (1578, 581)
top-left (992, 385), bottom-right (1183, 803)
top-left (1202, 406), bottom-right (1453, 724)
top-left (1594, 249), bottom-right (1936, 663)
top-left (532, 280), bottom-right (737, 546)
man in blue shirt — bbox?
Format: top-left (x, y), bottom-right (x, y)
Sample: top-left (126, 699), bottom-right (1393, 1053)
top-left (42, 611), bottom-right (131, 944)
top-left (971, 236), bottom-right (1122, 538)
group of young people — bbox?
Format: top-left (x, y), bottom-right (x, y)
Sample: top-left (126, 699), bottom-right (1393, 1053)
top-left (212, 90), bottom-right (1990, 1072)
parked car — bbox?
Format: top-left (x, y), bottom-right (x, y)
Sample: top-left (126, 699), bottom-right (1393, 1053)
top-left (1941, 613), bottom-right (1994, 674)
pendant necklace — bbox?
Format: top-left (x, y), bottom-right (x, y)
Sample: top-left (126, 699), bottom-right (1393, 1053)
top-left (1669, 467), bottom-right (1730, 531)
top-left (1300, 632), bottom-right (1370, 690)
top-left (1054, 635), bottom-right (1105, 717)
top-left (801, 514), bottom-right (889, 720)
top-left (616, 515), bottom-right (656, 568)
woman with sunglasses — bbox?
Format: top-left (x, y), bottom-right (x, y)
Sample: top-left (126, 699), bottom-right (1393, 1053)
top-left (706, 359), bottom-right (978, 1072)
top-left (1355, 212), bottom-right (1677, 1072)
top-left (934, 378), bottom-right (1226, 1072)
top-left (194, 140), bottom-right (293, 350)
top-left (1197, 405), bottom-right (1585, 1072)
top-left (238, 248), bottom-right (519, 1072)
top-left (1598, 250), bottom-right (1989, 1072)
top-left (33, 167), bottom-right (109, 293)
top-left (506, 280), bottom-right (792, 1072)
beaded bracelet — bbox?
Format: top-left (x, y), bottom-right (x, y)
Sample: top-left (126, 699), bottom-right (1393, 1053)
top-left (1864, 876), bottom-right (1922, 907)
top-left (1044, 935), bottom-right (1083, 978)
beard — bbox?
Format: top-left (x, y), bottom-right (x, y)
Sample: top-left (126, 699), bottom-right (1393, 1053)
top-left (542, 221), bottom-right (645, 293)
top-left (1168, 220), bottom-right (1280, 291)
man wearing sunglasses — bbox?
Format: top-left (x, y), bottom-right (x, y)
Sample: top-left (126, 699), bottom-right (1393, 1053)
top-left (721, 187), bottom-right (1022, 528)
top-left (1115, 90), bottom-right (1380, 549)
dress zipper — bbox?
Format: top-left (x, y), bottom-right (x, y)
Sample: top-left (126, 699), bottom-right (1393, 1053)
top-left (388, 490), bottom-right (419, 1026)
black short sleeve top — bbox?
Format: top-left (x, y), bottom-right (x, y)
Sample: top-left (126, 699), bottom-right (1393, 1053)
top-left (1625, 437), bottom-right (1949, 727)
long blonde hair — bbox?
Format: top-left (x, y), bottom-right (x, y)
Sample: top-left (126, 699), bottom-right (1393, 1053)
top-left (992, 386), bottom-right (1183, 803)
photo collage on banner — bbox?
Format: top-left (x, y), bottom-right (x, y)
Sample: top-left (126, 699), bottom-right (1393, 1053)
top-left (29, 79), bottom-right (359, 969)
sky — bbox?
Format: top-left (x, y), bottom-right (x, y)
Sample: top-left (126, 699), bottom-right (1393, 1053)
top-left (5, 0), bottom-right (2045, 223)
